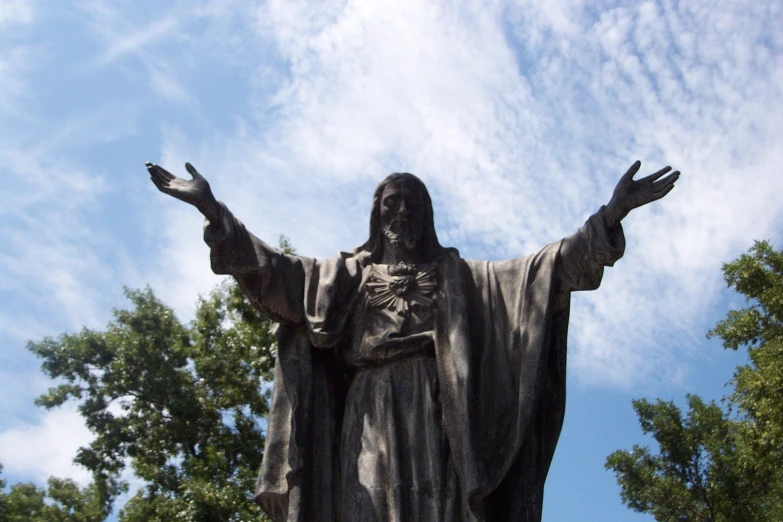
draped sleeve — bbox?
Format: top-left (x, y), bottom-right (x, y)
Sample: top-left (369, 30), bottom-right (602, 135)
top-left (556, 206), bottom-right (626, 293)
top-left (203, 202), bottom-right (369, 521)
top-left (203, 202), bottom-right (309, 325)
top-left (204, 202), bottom-right (369, 347)
top-left (434, 207), bottom-right (624, 521)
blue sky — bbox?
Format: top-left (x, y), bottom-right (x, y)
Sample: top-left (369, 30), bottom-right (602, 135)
top-left (1, 0), bottom-right (782, 520)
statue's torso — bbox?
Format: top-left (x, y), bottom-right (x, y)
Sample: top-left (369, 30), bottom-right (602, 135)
top-left (344, 262), bottom-right (438, 369)
top-left (339, 262), bottom-right (472, 520)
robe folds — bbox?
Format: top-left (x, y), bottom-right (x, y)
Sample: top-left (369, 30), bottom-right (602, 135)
top-left (204, 204), bottom-right (624, 522)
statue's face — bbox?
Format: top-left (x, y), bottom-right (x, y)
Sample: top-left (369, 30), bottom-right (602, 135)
top-left (380, 179), bottom-right (426, 251)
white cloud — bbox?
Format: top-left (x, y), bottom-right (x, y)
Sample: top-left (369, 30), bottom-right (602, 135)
top-left (0, 0), bottom-right (34, 28)
top-left (147, 62), bottom-right (192, 103)
top-left (545, 0), bottom-right (783, 387)
top-left (0, 406), bottom-right (93, 485)
top-left (4, 0), bottom-right (781, 401)
top-left (0, 0), bottom-right (35, 112)
top-left (0, 141), bottom-right (120, 337)
top-left (144, 0), bottom-right (783, 390)
top-left (95, 15), bottom-right (180, 66)
top-left (0, 44), bottom-right (31, 114)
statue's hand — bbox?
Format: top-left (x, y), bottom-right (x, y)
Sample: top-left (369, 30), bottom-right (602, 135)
top-left (605, 160), bottom-right (679, 228)
top-left (147, 162), bottom-right (220, 220)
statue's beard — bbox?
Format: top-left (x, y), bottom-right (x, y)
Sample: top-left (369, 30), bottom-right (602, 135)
top-left (383, 218), bottom-right (422, 251)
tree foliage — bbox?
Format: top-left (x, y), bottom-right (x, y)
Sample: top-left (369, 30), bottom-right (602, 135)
top-left (709, 241), bottom-right (783, 479)
top-left (26, 277), bottom-right (278, 520)
top-left (607, 241), bottom-right (783, 521)
top-left (0, 464), bottom-right (104, 522)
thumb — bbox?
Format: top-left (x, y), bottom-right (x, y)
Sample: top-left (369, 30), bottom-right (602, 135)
top-left (185, 162), bottom-right (205, 181)
top-left (621, 160), bottom-right (641, 182)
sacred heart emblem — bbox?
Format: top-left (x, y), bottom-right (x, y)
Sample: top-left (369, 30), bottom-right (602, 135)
top-left (389, 274), bottom-right (416, 296)
top-left (366, 263), bottom-right (437, 317)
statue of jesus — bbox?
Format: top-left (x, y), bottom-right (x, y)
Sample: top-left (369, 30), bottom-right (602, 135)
top-left (147, 160), bottom-right (678, 522)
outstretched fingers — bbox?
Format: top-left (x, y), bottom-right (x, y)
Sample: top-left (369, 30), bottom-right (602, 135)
top-left (641, 166), bottom-right (672, 183)
top-left (652, 171), bottom-right (680, 192)
top-left (147, 163), bottom-right (179, 194)
top-left (152, 163), bottom-right (175, 181)
top-left (651, 183), bottom-right (676, 201)
top-left (147, 163), bottom-right (175, 183)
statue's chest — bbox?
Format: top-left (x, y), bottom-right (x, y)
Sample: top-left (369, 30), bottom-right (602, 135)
top-left (346, 263), bottom-right (439, 366)
top-left (364, 262), bottom-right (438, 320)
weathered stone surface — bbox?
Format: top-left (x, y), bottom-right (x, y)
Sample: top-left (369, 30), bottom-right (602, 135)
top-left (147, 162), bottom-right (679, 521)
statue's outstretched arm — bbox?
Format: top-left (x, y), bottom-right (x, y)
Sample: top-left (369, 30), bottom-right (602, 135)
top-left (555, 161), bottom-right (679, 292)
top-left (146, 161), bottom-right (306, 324)
top-left (603, 160), bottom-right (680, 230)
top-left (147, 162), bottom-right (222, 222)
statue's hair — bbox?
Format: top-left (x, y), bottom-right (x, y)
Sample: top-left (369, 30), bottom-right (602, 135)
top-left (355, 173), bottom-right (445, 263)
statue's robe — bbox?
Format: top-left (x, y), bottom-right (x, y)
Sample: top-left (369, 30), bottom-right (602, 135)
top-left (204, 205), bottom-right (624, 522)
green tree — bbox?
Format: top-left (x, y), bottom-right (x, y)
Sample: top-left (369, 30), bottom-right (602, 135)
top-left (28, 278), bottom-right (277, 521)
top-left (606, 241), bottom-right (783, 521)
top-left (709, 241), bottom-right (783, 483)
top-left (0, 464), bottom-right (104, 522)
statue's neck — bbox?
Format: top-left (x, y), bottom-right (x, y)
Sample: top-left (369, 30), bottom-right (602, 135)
top-left (380, 240), bottom-right (425, 265)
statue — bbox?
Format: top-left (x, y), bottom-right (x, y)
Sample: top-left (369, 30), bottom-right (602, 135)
top-left (147, 160), bottom-right (679, 521)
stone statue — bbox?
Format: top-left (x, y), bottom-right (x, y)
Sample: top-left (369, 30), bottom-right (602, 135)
top-left (147, 160), bottom-right (679, 522)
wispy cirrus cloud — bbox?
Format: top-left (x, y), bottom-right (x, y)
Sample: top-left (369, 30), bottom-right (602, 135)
top-left (525, 0), bottom-right (783, 386)
top-left (0, 0), bottom-right (36, 113)
top-left (0, 137), bottom-right (117, 335)
top-left (94, 15), bottom-right (180, 66)
top-left (0, 37), bottom-right (143, 485)
top-left (77, 0), bottom-right (265, 104)
top-left (0, 46), bottom-right (29, 113)
top-left (150, 0), bottom-right (783, 390)
top-left (76, 0), bottom-right (191, 103)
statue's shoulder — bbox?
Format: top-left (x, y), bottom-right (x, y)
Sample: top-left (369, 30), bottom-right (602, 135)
top-left (338, 249), bottom-right (373, 267)
top-left (435, 247), bottom-right (478, 275)
top-left (309, 249), bottom-right (373, 280)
